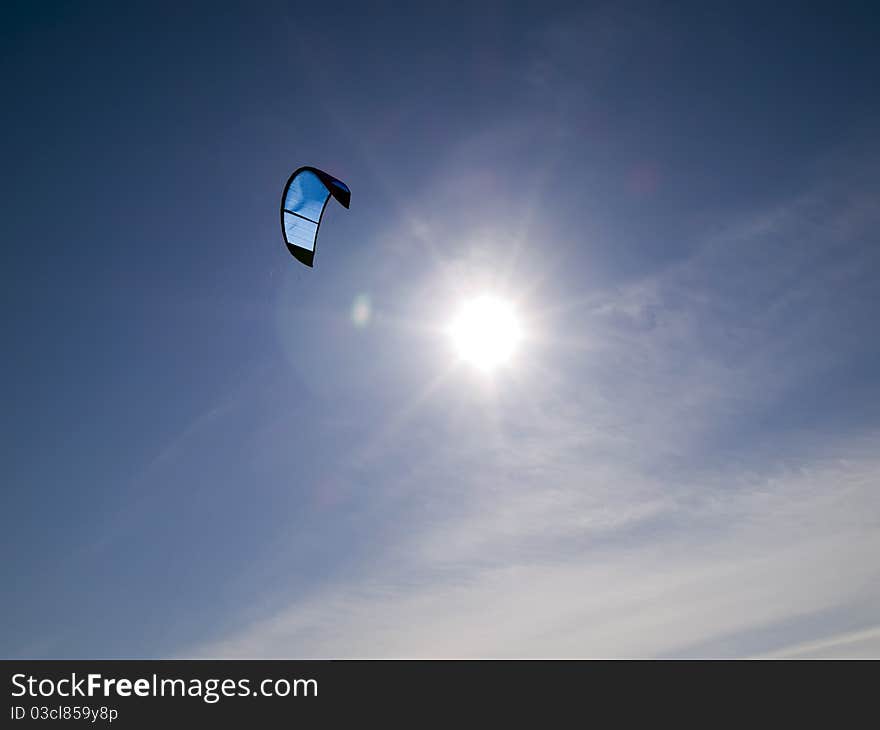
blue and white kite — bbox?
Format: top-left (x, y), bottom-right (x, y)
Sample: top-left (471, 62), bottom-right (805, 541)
top-left (280, 166), bottom-right (351, 267)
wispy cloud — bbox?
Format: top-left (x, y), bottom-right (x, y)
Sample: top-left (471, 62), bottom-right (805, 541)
top-left (194, 446), bottom-right (880, 657)
top-left (761, 626), bottom-right (880, 659)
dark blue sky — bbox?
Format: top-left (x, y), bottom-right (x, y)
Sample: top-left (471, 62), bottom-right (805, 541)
top-left (3, 1), bottom-right (879, 658)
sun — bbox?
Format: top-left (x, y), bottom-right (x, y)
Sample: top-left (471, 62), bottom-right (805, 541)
top-left (448, 295), bottom-right (523, 372)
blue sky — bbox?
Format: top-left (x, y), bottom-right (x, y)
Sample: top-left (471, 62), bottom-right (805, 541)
top-left (2, 1), bottom-right (879, 658)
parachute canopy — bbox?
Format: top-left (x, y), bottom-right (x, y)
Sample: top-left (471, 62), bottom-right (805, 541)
top-left (280, 166), bottom-right (351, 267)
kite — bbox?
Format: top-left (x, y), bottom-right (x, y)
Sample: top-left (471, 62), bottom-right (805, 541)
top-left (280, 166), bottom-right (351, 267)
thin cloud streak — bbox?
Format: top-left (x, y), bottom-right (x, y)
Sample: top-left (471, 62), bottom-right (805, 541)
top-left (193, 448), bottom-right (880, 658)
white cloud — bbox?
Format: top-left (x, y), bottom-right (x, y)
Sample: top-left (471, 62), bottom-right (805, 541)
top-left (761, 626), bottom-right (880, 659)
top-left (194, 445), bottom-right (880, 657)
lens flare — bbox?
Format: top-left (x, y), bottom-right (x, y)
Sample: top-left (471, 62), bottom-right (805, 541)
top-left (351, 294), bottom-right (371, 327)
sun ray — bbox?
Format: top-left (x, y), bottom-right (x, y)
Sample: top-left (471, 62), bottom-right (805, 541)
top-left (352, 365), bottom-right (459, 467)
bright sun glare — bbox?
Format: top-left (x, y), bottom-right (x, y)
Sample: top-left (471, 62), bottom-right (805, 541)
top-left (449, 295), bottom-right (522, 372)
